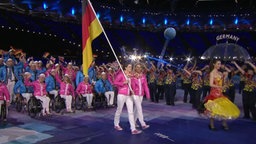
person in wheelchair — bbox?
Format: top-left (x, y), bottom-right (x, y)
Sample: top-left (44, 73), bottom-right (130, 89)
top-left (76, 75), bottom-right (93, 109)
top-left (55, 74), bottom-right (75, 113)
top-left (13, 73), bottom-right (34, 112)
top-left (0, 80), bottom-right (10, 122)
top-left (14, 72), bottom-right (34, 102)
top-left (24, 73), bottom-right (51, 116)
top-left (95, 72), bottom-right (115, 107)
top-left (45, 69), bottom-right (59, 97)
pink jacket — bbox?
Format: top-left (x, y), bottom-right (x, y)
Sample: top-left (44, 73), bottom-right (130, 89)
top-left (25, 79), bottom-right (47, 96)
top-left (107, 73), bottom-right (115, 85)
top-left (56, 75), bottom-right (75, 96)
top-left (76, 82), bottom-right (93, 94)
top-left (45, 68), bottom-right (53, 77)
top-left (61, 66), bottom-right (76, 81)
top-left (113, 72), bottom-right (131, 96)
top-left (131, 74), bottom-right (150, 99)
top-left (0, 84), bottom-right (10, 102)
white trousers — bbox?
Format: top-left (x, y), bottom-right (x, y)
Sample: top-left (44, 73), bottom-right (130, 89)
top-left (105, 91), bottom-right (114, 105)
top-left (82, 93), bottom-right (93, 107)
top-left (35, 95), bottom-right (50, 114)
top-left (114, 94), bottom-right (136, 131)
top-left (21, 93), bottom-right (32, 103)
top-left (133, 95), bottom-right (146, 126)
top-left (60, 95), bottom-right (72, 111)
top-left (49, 90), bottom-right (59, 97)
top-left (7, 80), bottom-right (15, 103)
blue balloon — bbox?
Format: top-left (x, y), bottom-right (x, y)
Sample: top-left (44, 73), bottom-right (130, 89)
top-left (164, 27), bottom-right (176, 40)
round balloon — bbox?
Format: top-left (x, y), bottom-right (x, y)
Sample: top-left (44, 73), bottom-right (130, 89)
top-left (164, 27), bottom-right (176, 40)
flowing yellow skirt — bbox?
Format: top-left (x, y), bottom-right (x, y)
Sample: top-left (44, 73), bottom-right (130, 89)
top-left (204, 97), bottom-right (240, 120)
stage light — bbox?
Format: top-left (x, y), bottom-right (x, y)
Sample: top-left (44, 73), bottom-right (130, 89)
top-left (200, 56), bottom-right (206, 60)
top-left (142, 17), bottom-right (146, 24)
top-left (43, 2), bottom-right (47, 10)
top-left (130, 55), bottom-right (137, 61)
top-left (186, 57), bottom-right (191, 62)
top-left (169, 57), bottom-right (173, 61)
top-left (120, 15), bottom-right (124, 23)
top-left (234, 17), bottom-right (238, 25)
top-left (164, 18), bottom-right (168, 25)
top-left (186, 19), bottom-right (190, 25)
top-left (209, 18), bottom-right (213, 25)
top-left (71, 7), bottom-right (75, 15)
top-left (96, 13), bottom-right (100, 19)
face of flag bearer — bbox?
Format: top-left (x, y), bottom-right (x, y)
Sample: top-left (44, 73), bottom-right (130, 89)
top-left (125, 64), bottom-right (133, 73)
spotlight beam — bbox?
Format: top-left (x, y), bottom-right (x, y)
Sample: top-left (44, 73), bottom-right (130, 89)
top-left (147, 56), bottom-right (183, 70)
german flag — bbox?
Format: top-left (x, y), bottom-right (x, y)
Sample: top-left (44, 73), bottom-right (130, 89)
top-left (82, 0), bottom-right (102, 75)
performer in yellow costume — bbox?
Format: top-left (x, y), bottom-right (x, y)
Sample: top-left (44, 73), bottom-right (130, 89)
top-left (203, 60), bottom-right (240, 130)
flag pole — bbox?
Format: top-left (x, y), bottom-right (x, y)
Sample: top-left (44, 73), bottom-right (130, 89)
top-left (87, 0), bottom-right (133, 91)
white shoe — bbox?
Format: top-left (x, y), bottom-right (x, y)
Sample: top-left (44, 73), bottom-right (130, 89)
top-left (131, 129), bottom-right (142, 135)
top-left (114, 126), bottom-right (123, 131)
top-left (142, 125), bottom-right (150, 129)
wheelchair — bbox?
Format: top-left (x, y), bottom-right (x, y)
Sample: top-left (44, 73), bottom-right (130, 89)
top-left (75, 95), bottom-right (88, 111)
top-left (54, 95), bottom-right (76, 114)
top-left (48, 94), bottom-right (55, 112)
top-left (53, 95), bottom-right (66, 113)
top-left (27, 96), bottom-right (43, 118)
top-left (15, 95), bottom-right (27, 113)
top-left (0, 101), bottom-right (7, 123)
top-left (92, 94), bottom-right (108, 110)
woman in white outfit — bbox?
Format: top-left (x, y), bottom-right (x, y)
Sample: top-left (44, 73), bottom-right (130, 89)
top-left (131, 63), bottom-right (150, 129)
